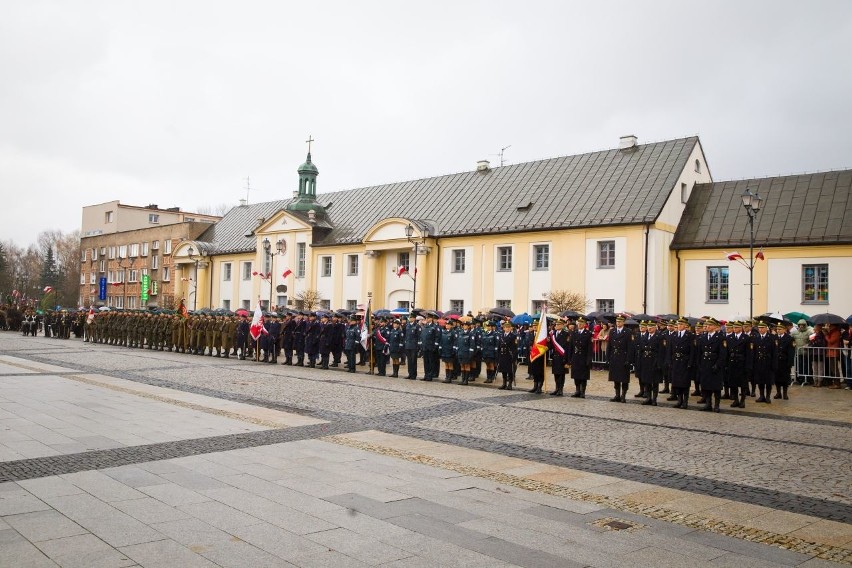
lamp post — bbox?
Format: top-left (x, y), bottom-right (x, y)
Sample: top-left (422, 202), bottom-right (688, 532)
top-left (404, 223), bottom-right (429, 310)
top-left (187, 246), bottom-right (199, 311)
top-left (262, 237), bottom-right (285, 310)
top-left (741, 188), bottom-right (764, 322)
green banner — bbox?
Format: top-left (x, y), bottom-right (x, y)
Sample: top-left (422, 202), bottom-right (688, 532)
top-left (141, 274), bottom-right (150, 303)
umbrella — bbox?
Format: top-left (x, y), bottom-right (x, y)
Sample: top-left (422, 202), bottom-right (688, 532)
top-left (559, 310), bottom-right (583, 319)
top-left (446, 313), bottom-right (460, 320)
top-left (373, 309), bottom-right (391, 317)
top-left (421, 310), bottom-right (440, 318)
top-left (443, 309), bottom-right (462, 317)
top-left (631, 313), bottom-right (658, 322)
top-left (489, 307), bottom-right (515, 318)
top-left (757, 312), bottom-right (786, 325)
top-left (391, 307), bottom-right (409, 313)
top-left (512, 313), bottom-right (532, 325)
top-left (459, 315), bottom-right (473, 323)
top-left (587, 311), bottom-right (617, 323)
top-left (811, 313), bottom-right (846, 326)
top-left (98, 306), bottom-right (110, 311)
top-left (847, 315), bottom-right (852, 326)
top-left (235, 309), bottom-right (250, 316)
top-left (784, 312), bottom-right (812, 325)
top-left (624, 318), bottom-right (640, 326)
top-left (657, 313), bottom-right (679, 322)
top-left (686, 316), bottom-right (702, 327)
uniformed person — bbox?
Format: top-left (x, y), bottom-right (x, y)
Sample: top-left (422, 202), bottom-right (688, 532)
top-left (403, 315), bottom-right (421, 380)
top-left (439, 320), bottom-right (456, 382)
top-left (636, 320), bottom-right (665, 405)
top-left (420, 314), bottom-right (440, 381)
top-left (752, 321), bottom-right (778, 402)
top-left (549, 319), bottom-right (570, 396)
top-left (480, 320), bottom-right (500, 384)
top-left (726, 321), bottom-right (751, 408)
top-left (697, 317), bottom-right (727, 412)
top-left (774, 322), bottom-right (795, 400)
top-left (607, 315), bottom-right (634, 402)
top-left (569, 317), bottom-right (593, 398)
top-left (344, 316), bottom-right (361, 373)
top-left (668, 317), bottom-right (696, 409)
top-left (455, 319), bottom-right (477, 385)
top-left (497, 320), bottom-right (517, 390)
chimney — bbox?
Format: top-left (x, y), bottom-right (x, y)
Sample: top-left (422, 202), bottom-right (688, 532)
top-left (619, 135), bottom-right (638, 149)
top-left (238, 199), bottom-right (247, 207)
top-left (476, 160), bottom-right (491, 172)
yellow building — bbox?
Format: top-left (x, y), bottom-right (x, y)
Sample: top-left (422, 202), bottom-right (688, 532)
top-left (672, 171), bottom-right (852, 319)
top-left (176, 135), bottom-right (715, 315)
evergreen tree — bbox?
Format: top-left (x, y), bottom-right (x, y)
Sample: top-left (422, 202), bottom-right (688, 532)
top-left (39, 246), bottom-right (60, 308)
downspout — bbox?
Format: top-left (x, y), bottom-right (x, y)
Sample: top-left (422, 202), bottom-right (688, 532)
top-left (208, 257), bottom-right (214, 310)
top-left (435, 237), bottom-right (441, 310)
top-left (643, 223), bottom-right (650, 313)
top-left (675, 249), bottom-right (681, 314)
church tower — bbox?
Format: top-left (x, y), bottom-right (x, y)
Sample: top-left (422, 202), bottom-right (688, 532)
top-left (287, 136), bottom-right (325, 214)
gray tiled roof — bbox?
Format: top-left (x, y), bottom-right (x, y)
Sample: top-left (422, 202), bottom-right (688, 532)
top-left (671, 170), bottom-right (852, 249)
top-left (203, 137), bottom-right (700, 254)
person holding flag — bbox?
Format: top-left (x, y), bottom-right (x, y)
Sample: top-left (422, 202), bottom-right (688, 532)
top-left (569, 317), bottom-right (594, 398)
top-left (549, 319), bottom-right (571, 396)
top-left (528, 315), bottom-right (549, 394)
top-left (249, 297), bottom-right (268, 360)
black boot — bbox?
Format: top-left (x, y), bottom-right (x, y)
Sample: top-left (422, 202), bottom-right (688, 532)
top-left (443, 370), bottom-right (453, 383)
top-left (713, 392), bottom-right (721, 413)
top-left (773, 386), bottom-right (782, 399)
top-left (498, 374), bottom-right (508, 390)
top-left (461, 372), bottom-right (469, 386)
top-left (392, 364), bottom-right (399, 378)
top-left (528, 379), bottom-right (538, 393)
top-left (579, 381), bottom-right (587, 398)
top-left (610, 384), bottom-right (621, 402)
top-left (782, 385), bottom-right (789, 400)
top-left (730, 387), bottom-right (741, 407)
top-left (739, 393), bottom-right (746, 409)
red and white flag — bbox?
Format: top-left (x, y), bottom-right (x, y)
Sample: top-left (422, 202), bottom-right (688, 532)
top-left (755, 249), bottom-right (765, 261)
top-left (396, 265), bottom-right (407, 277)
top-left (43, 286), bottom-right (54, 293)
top-left (530, 317), bottom-right (548, 362)
top-left (725, 252), bottom-right (743, 261)
top-left (282, 268), bottom-right (293, 278)
top-left (249, 299), bottom-right (268, 341)
top-left (87, 306), bottom-right (96, 324)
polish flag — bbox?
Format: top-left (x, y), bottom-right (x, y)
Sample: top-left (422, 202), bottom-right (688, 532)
top-left (282, 268), bottom-right (293, 278)
top-left (87, 306), bottom-right (96, 324)
top-left (755, 249), bottom-right (765, 261)
top-left (530, 317), bottom-right (548, 362)
top-left (249, 300), bottom-right (268, 341)
top-left (396, 265), bottom-right (407, 277)
top-left (726, 252), bottom-right (743, 261)
top-left (43, 286), bottom-right (54, 293)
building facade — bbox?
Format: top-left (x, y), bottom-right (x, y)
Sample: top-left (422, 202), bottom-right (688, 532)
top-left (175, 136), bottom-right (719, 314)
top-left (81, 200), bottom-right (220, 237)
top-left (79, 222), bottom-right (216, 309)
top-left (672, 171), bottom-right (852, 318)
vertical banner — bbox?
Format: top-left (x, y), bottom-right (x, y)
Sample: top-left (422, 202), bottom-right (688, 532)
top-left (141, 274), bottom-right (150, 303)
top-left (99, 277), bottom-right (107, 301)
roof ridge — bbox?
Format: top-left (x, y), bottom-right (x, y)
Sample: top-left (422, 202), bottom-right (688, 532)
top-left (695, 167), bottom-right (852, 186)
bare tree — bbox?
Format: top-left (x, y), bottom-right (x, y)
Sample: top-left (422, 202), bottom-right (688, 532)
top-left (546, 289), bottom-right (591, 313)
top-left (295, 289), bottom-right (324, 311)
top-left (194, 203), bottom-right (231, 217)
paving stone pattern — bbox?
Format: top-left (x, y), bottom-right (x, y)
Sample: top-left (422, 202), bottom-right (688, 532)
top-left (2, 335), bottom-right (851, 527)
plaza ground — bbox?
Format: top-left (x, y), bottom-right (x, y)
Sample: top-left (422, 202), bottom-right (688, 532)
top-left (0, 333), bottom-right (850, 567)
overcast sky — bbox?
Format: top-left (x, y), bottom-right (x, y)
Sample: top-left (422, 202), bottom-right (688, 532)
top-left (1, 0), bottom-right (850, 247)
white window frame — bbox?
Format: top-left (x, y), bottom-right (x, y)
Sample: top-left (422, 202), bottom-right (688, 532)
top-left (242, 262), bottom-right (252, 281)
top-left (149, 213), bottom-right (159, 224)
top-left (597, 241), bottom-right (615, 269)
top-left (223, 262), bottom-right (232, 281)
top-left (162, 266), bottom-right (170, 281)
top-left (533, 244), bottom-right (549, 271)
top-left (497, 246), bottom-right (512, 271)
top-left (347, 254), bottom-right (359, 276)
top-left (163, 240), bottom-right (172, 254)
top-left (452, 250), bottom-right (465, 273)
top-left (321, 256), bottom-right (332, 277)
top-left (297, 242), bottom-right (306, 277)
top-left (706, 266), bottom-right (729, 303)
top-left (141, 242), bottom-right (149, 256)
top-left (802, 264), bottom-right (829, 304)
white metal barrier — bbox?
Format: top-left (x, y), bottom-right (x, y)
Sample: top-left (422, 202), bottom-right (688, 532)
top-left (794, 346), bottom-right (852, 386)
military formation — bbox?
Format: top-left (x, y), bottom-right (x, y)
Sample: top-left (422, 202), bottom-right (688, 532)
top-left (18, 303), bottom-right (805, 413)
top-left (601, 315), bottom-right (797, 412)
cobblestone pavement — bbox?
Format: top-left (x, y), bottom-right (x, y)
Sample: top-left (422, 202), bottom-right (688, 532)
top-left (1, 333), bottom-right (850, 567)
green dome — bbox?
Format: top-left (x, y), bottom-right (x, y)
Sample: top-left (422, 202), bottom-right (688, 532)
top-left (298, 153), bottom-right (318, 175)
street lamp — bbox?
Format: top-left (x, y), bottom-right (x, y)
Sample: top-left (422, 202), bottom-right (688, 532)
top-left (261, 237), bottom-right (285, 310)
top-left (741, 188), bottom-right (764, 322)
top-left (404, 223), bottom-right (429, 310)
top-left (187, 246), bottom-right (199, 311)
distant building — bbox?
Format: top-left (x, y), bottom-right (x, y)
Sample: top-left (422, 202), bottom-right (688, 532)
top-left (81, 200), bottom-right (220, 237)
top-left (79, 221), bottom-right (220, 309)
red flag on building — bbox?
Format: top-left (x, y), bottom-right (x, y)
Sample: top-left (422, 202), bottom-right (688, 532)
top-left (282, 268), bottom-right (293, 278)
top-left (725, 252), bottom-right (743, 261)
top-left (396, 265), bottom-right (407, 277)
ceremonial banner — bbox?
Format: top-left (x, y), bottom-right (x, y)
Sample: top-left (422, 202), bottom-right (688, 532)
top-left (530, 317), bottom-right (548, 362)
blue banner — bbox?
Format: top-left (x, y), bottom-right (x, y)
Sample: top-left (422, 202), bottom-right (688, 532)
top-left (99, 277), bottom-right (107, 301)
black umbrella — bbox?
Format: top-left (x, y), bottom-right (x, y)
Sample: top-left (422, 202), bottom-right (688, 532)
top-left (489, 307), bottom-right (515, 318)
top-left (631, 313), bottom-right (658, 322)
top-left (623, 318), bottom-right (640, 326)
top-left (443, 309), bottom-right (463, 317)
top-left (373, 309), bottom-right (391, 317)
top-left (757, 312), bottom-right (786, 326)
top-left (587, 311), bottom-right (617, 322)
top-left (811, 313), bottom-right (846, 326)
top-left (657, 314), bottom-right (679, 321)
top-left (560, 310), bottom-right (584, 319)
